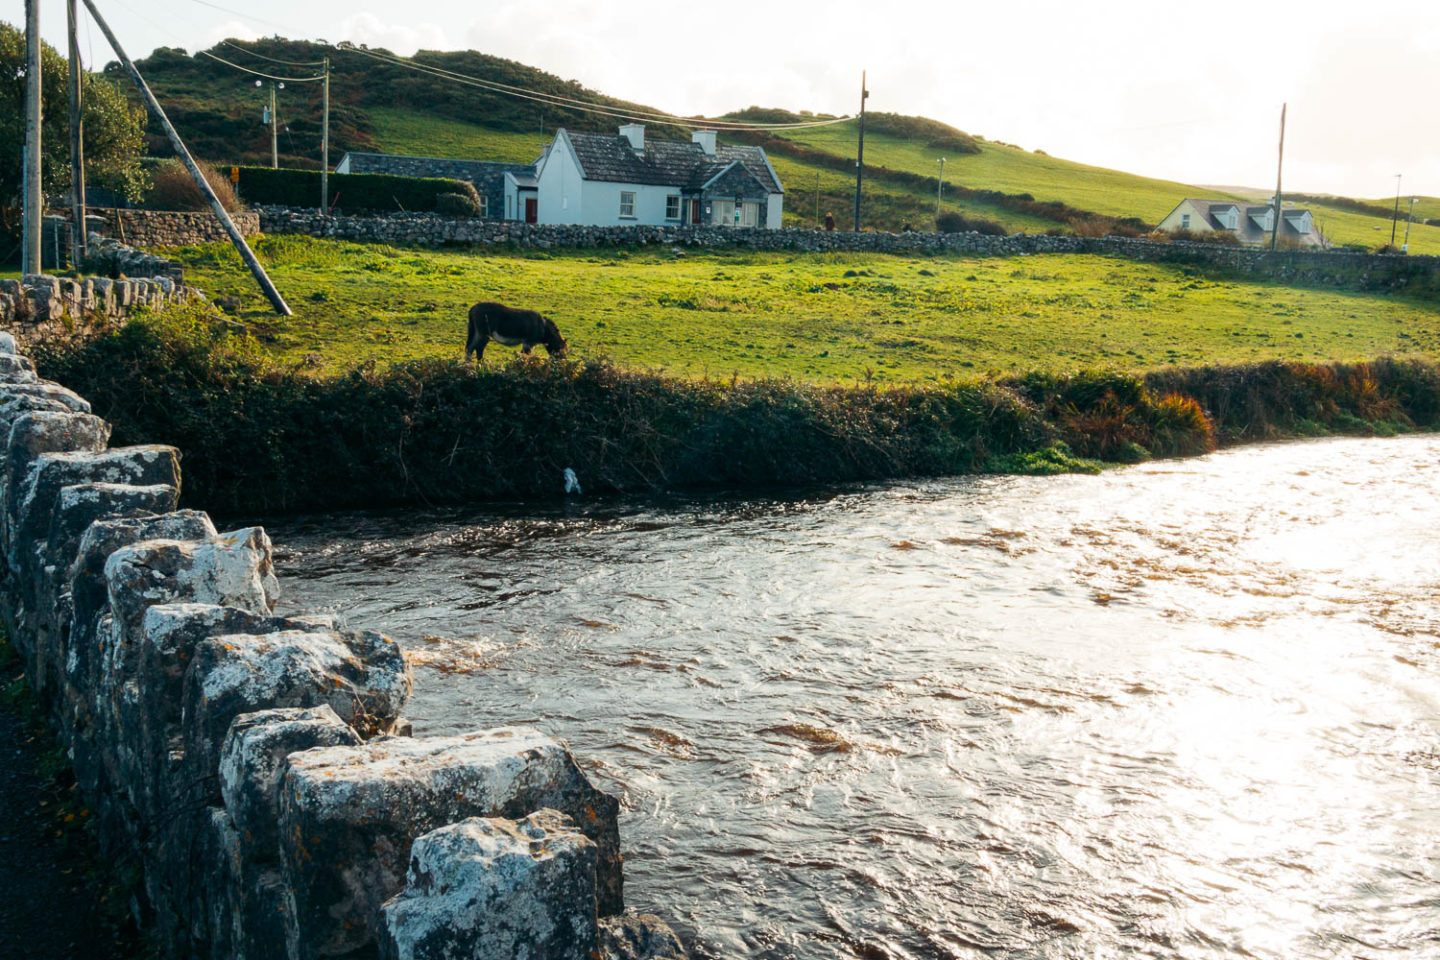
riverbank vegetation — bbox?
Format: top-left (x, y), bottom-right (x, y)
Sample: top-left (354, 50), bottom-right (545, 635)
top-left (34, 305), bottom-right (1440, 516)
top-left (171, 238), bottom-right (1440, 380)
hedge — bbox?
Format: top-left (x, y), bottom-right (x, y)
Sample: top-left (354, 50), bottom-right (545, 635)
top-left (232, 166), bottom-right (481, 213)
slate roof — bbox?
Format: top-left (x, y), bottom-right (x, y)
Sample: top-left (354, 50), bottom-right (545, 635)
top-left (560, 131), bottom-right (783, 194)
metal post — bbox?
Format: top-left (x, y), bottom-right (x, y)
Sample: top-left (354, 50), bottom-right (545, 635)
top-left (1403, 197), bottom-right (1416, 253)
top-left (270, 82), bottom-right (278, 169)
top-left (1270, 102), bottom-right (1285, 252)
top-left (22, 0), bottom-right (43, 275)
top-left (934, 156), bottom-right (945, 223)
top-left (320, 57), bottom-right (329, 211)
top-left (853, 70), bottom-right (867, 232)
top-left (1390, 175), bottom-right (1402, 248)
top-left (67, 0), bottom-right (87, 265)
top-left (80, 0), bottom-right (292, 315)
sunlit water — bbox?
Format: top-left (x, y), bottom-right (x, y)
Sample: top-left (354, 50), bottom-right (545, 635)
top-left (267, 434), bottom-right (1440, 959)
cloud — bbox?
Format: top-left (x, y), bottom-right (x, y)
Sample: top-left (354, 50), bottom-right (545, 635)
top-left (337, 13), bottom-right (446, 56)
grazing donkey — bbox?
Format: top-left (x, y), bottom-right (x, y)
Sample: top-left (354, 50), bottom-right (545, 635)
top-left (465, 301), bottom-right (568, 362)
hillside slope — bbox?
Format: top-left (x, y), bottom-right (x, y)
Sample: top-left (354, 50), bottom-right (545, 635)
top-left (121, 37), bottom-right (1440, 246)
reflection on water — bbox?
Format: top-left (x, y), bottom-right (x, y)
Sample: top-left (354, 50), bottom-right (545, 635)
top-left (268, 434), bottom-right (1440, 959)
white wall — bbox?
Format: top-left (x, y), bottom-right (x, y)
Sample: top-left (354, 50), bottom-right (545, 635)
top-left (537, 138), bottom-right (582, 225)
top-left (766, 193), bottom-right (784, 230)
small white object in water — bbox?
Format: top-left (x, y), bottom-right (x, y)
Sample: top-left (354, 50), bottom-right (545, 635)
top-left (563, 467), bottom-right (582, 495)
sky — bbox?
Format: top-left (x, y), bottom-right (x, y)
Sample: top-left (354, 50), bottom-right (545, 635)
top-left (17, 0), bottom-right (1440, 200)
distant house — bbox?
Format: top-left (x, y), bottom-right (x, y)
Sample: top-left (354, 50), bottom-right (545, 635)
top-left (1157, 198), bottom-right (1322, 247)
top-left (534, 125), bottom-right (785, 229)
top-left (332, 152), bottom-right (536, 219)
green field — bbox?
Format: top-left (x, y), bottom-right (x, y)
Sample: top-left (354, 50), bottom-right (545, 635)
top-left (172, 237), bottom-right (1440, 382)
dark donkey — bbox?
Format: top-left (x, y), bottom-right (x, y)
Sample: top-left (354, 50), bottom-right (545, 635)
top-left (465, 301), bottom-right (568, 363)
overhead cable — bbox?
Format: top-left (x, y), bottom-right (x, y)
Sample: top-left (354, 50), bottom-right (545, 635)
top-left (222, 39), bottom-right (326, 67)
top-left (336, 43), bottom-right (852, 131)
top-left (198, 49), bottom-right (324, 83)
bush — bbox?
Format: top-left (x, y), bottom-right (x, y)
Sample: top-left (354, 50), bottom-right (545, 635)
top-left (935, 210), bottom-right (1007, 235)
top-left (143, 159), bottom-right (243, 213)
top-left (234, 166), bottom-right (481, 213)
top-left (435, 191), bottom-right (484, 217)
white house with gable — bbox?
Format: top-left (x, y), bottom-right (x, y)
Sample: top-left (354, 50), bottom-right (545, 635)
top-left (535, 124), bottom-right (785, 229)
top-left (1157, 198), bottom-right (1322, 247)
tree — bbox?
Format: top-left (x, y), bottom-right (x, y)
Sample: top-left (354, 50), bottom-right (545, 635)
top-left (0, 20), bottom-right (147, 247)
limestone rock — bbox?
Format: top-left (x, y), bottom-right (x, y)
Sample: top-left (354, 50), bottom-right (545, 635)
top-left (381, 810), bottom-right (599, 960)
top-left (185, 627), bottom-right (410, 795)
top-left (0, 353), bottom-right (38, 383)
top-left (0, 380), bottom-right (92, 413)
top-left (102, 527), bottom-right (279, 640)
top-left (280, 727), bottom-right (623, 959)
top-left (0, 330), bottom-right (15, 354)
top-left (219, 706), bottom-right (361, 864)
top-left (598, 915), bottom-right (690, 960)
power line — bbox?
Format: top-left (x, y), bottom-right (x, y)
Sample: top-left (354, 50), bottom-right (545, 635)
top-left (336, 43), bottom-right (853, 132)
top-left (198, 48), bottom-right (324, 82)
top-left (183, 0), bottom-right (298, 33)
top-left (222, 39), bottom-right (325, 67)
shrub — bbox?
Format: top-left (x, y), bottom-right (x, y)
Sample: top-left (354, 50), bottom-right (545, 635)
top-left (143, 159), bottom-right (243, 213)
top-left (935, 210), bottom-right (1007, 235)
top-left (234, 166), bottom-right (480, 213)
top-left (435, 192), bottom-right (484, 217)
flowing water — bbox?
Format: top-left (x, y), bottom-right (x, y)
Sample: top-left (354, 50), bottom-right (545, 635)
top-left (267, 434), bottom-right (1440, 959)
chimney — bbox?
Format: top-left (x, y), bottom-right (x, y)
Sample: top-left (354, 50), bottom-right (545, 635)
top-left (619, 124), bottom-right (645, 152)
top-left (692, 129), bottom-right (717, 157)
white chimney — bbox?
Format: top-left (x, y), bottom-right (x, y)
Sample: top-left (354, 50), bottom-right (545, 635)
top-left (620, 124), bottom-right (645, 152)
top-left (692, 129), bottom-right (717, 157)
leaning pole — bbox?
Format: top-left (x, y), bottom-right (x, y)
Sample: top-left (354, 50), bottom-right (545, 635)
top-left (80, 0), bottom-right (292, 316)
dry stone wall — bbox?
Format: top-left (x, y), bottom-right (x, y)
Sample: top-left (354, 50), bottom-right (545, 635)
top-left (0, 269), bottom-right (196, 349)
top-left (0, 334), bottom-right (687, 960)
top-left (85, 207), bottom-right (261, 249)
top-left (257, 205), bottom-right (1440, 293)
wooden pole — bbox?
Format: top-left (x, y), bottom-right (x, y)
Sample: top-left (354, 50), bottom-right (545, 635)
top-left (1270, 102), bottom-right (1285, 252)
top-left (22, 0), bottom-right (43, 275)
top-left (853, 70), bottom-right (867, 232)
top-left (67, 0), bottom-right (87, 265)
top-left (320, 57), bottom-right (329, 211)
top-left (79, 0), bottom-right (292, 315)
top-left (269, 82), bottom-right (278, 169)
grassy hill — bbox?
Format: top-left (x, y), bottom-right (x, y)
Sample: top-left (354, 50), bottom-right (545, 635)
top-left (121, 37), bottom-right (1440, 247)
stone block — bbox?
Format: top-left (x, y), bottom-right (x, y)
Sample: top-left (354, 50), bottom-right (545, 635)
top-left (102, 527), bottom-right (278, 640)
top-left (218, 706), bottom-right (361, 863)
top-left (381, 811), bottom-right (599, 960)
top-left (0, 330), bottom-right (15, 354)
top-left (0, 353), bottom-right (37, 383)
top-left (597, 915), bottom-right (689, 960)
top-left (184, 627), bottom-right (410, 794)
top-left (0, 380), bottom-right (92, 414)
top-left (2, 410), bottom-right (110, 566)
top-left (280, 727), bottom-right (623, 959)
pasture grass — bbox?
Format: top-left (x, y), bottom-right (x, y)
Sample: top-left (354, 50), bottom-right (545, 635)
top-left (171, 236), bottom-right (1440, 382)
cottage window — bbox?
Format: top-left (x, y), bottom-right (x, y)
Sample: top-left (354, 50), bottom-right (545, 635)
top-left (619, 192), bottom-right (636, 218)
top-left (712, 199), bottom-right (735, 226)
top-left (479, 195), bottom-right (489, 217)
top-left (1180, 213), bottom-right (1190, 230)
top-left (740, 202), bottom-right (760, 228)
top-left (665, 195), bottom-right (681, 220)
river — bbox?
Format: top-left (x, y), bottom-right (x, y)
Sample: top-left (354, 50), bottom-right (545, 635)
top-left (267, 434), bottom-right (1440, 959)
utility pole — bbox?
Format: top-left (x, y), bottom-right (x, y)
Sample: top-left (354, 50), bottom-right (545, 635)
top-left (270, 81), bottom-right (279, 168)
top-left (935, 156), bottom-right (946, 223)
top-left (1270, 102), bottom-right (1285, 252)
top-left (22, 0), bottom-right (43, 275)
top-left (814, 169), bottom-right (820, 227)
top-left (67, 0), bottom-right (87, 265)
top-left (853, 70), bottom-right (867, 232)
top-left (81, 0), bottom-right (292, 315)
top-left (320, 57), bottom-right (330, 211)
top-left (1390, 174), bottom-right (1402, 248)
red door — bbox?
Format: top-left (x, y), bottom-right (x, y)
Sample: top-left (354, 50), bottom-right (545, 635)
top-left (690, 199), bottom-right (702, 224)
top-left (525, 198), bottom-right (538, 224)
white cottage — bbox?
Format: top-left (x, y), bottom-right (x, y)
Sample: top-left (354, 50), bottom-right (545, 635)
top-left (534, 125), bottom-right (785, 229)
top-left (1157, 198), bottom-right (1321, 247)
